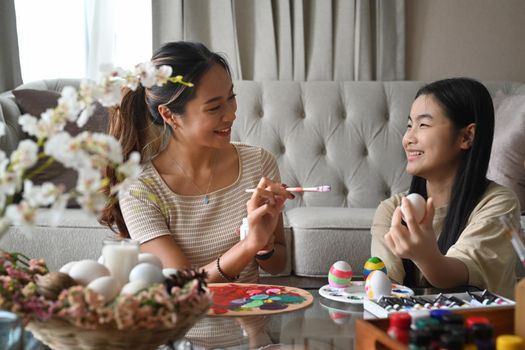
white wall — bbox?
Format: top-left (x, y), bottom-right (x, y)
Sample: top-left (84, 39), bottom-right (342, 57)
top-left (406, 0), bottom-right (525, 81)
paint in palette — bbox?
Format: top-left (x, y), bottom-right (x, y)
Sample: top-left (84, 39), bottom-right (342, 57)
top-left (209, 284), bottom-right (309, 315)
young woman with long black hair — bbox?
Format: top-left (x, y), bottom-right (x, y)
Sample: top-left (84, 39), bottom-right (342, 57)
top-left (371, 78), bottom-right (521, 298)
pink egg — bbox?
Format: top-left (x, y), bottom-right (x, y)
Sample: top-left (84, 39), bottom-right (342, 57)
top-left (328, 261), bottom-right (353, 288)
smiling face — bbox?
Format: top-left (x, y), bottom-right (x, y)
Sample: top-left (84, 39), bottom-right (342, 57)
top-left (403, 94), bottom-right (466, 181)
top-left (173, 63), bottom-right (237, 149)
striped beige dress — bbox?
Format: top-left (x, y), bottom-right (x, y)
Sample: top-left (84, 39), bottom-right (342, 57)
top-left (120, 143), bottom-right (280, 343)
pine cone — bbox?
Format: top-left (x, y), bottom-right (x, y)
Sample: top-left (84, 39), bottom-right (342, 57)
top-left (164, 268), bottom-right (208, 294)
top-left (35, 272), bottom-right (77, 300)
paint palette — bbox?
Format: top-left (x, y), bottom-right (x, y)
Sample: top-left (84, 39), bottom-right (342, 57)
top-left (207, 283), bottom-right (314, 316)
top-left (319, 281), bottom-right (414, 304)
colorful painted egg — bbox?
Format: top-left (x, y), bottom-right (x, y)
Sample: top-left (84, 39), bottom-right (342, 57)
top-left (363, 256), bottom-right (387, 279)
top-left (328, 261), bottom-right (353, 288)
top-left (365, 270), bottom-right (391, 300)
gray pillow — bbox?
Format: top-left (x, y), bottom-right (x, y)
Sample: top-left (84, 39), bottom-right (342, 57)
top-left (488, 92), bottom-right (525, 213)
top-left (13, 89), bottom-right (109, 208)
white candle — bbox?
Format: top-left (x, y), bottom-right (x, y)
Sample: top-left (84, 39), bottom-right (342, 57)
top-left (102, 238), bottom-right (139, 287)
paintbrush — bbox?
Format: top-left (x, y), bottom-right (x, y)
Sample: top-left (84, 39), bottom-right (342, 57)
top-left (245, 185), bottom-right (331, 193)
top-left (501, 215), bottom-right (525, 268)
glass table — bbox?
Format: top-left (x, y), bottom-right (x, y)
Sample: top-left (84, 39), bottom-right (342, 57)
top-left (26, 289), bottom-right (369, 350)
top-left (169, 289), bottom-right (372, 350)
top-left (26, 286), bottom-right (489, 349)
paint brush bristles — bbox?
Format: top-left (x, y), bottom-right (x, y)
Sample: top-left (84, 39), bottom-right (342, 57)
top-left (245, 185), bottom-right (331, 193)
top-left (500, 215), bottom-right (525, 267)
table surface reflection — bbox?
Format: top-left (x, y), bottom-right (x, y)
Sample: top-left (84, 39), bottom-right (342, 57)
top-left (27, 289), bottom-right (367, 350)
top-left (27, 285), bottom-right (487, 350)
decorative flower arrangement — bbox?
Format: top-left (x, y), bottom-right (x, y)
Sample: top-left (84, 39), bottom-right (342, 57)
top-left (0, 62), bottom-right (192, 233)
top-left (0, 251), bottom-right (54, 321)
top-left (0, 63), bottom-right (210, 345)
top-left (0, 250), bottom-right (210, 331)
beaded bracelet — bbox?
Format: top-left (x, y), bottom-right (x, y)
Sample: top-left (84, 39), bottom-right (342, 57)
top-left (255, 248), bottom-right (275, 261)
top-left (216, 256), bottom-right (240, 282)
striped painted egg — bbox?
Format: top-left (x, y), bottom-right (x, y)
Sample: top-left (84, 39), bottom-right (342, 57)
top-left (363, 256), bottom-right (387, 279)
top-left (365, 270), bottom-right (391, 300)
top-left (328, 261), bottom-right (353, 288)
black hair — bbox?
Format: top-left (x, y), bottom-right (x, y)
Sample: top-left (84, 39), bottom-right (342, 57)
top-left (402, 78), bottom-right (494, 286)
top-left (146, 41), bottom-right (231, 124)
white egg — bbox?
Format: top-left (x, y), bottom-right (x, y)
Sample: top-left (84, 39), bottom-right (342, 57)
top-left (87, 276), bottom-right (120, 302)
top-left (365, 270), bottom-right (391, 300)
top-left (401, 193), bottom-right (426, 223)
top-left (69, 260), bottom-right (110, 286)
top-left (59, 261), bottom-right (77, 274)
top-left (97, 255), bottom-right (104, 264)
top-left (138, 253), bottom-right (162, 268)
top-left (162, 268), bottom-right (178, 279)
top-left (129, 263), bottom-right (164, 284)
top-left (120, 280), bottom-right (151, 295)
top-left (332, 260), bottom-right (352, 272)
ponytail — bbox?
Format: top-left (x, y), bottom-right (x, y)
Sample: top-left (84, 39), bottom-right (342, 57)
top-left (99, 86), bottom-right (166, 237)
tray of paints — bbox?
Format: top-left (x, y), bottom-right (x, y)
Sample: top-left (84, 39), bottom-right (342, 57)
top-left (364, 289), bottom-right (515, 318)
top-left (319, 281), bottom-right (414, 304)
top-left (355, 306), bottom-right (515, 350)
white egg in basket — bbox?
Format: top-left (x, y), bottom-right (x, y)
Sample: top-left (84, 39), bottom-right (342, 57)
top-left (68, 260), bottom-right (110, 286)
top-left (162, 268), bottom-right (178, 279)
top-left (120, 280), bottom-right (151, 295)
top-left (87, 275), bottom-right (120, 302)
top-left (59, 261), bottom-right (77, 274)
top-left (138, 253), bottom-right (162, 268)
top-left (129, 263), bottom-right (164, 284)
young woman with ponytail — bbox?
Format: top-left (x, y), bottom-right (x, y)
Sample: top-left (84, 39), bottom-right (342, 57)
top-left (100, 41), bottom-right (293, 285)
top-left (371, 78), bottom-right (521, 298)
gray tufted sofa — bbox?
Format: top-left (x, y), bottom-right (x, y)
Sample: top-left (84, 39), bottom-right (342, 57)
top-left (1, 79), bottom-right (524, 288)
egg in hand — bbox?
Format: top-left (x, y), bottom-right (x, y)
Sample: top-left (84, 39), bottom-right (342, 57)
top-left (401, 193), bottom-right (426, 223)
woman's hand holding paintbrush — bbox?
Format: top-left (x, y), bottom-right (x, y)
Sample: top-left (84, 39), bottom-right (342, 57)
top-left (245, 185), bottom-right (331, 193)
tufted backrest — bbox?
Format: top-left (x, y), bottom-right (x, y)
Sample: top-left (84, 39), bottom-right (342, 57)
top-left (231, 80), bottom-right (525, 210)
top-left (2, 79), bottom-right (524, 211)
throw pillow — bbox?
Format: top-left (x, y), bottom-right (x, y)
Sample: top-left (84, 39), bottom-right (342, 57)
top-left (13, 89), bottom-right (109, 208)
top-left (488, 92), bottom-right (525, 213)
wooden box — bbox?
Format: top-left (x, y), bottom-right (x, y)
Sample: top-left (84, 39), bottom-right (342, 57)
top-left (355, 306), bottom-right (514, 350)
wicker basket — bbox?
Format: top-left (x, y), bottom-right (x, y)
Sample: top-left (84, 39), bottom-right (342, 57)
top-left (26, 305), bottom-right (208, 350)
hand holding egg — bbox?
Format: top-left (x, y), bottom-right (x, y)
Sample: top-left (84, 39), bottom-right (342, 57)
top-left (401, 193), bottom-right (426, 224)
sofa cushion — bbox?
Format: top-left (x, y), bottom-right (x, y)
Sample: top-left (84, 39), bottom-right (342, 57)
top-left (12, 89), bottom-right (61, 117)
top-left (286, 207), bottom-right (376, 278)
top-left (1, 209), bottom-right (114, 272)
top-left (12, 89), bottom-right (109, 207)
top-left (488, 93), bottom-right (525, 213)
